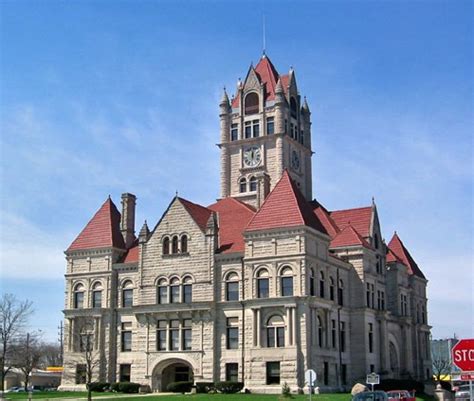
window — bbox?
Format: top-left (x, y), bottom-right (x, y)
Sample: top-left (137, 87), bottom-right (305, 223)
top-left (377, 290), bottom-right (381, 310)
top-left (119, 364), bottom-right (131, 382)
top-left (331, 319), bottom-right (336, 348)
top-left (340, 321), bottom-right (346, 352)
top-left (226, 363), bottom-right (239, 382)
top-left (231, 123), bottom-right (238, 141)
top-left (157, 279), bottom-right (168, 304)
top-left (75, 364), bottom-right (86, 384)
top-left (290, 97), bottom-right (298, 118)
top-left (338, 279), bottom-right (344, 306)
top-left (371, 284), bottom-right (375, 308)
top-left (170, 278), bottom-right (180, 303)
top-left (421, 304), bottom-right (426, 324)
top-left (323, 361), bottom-right (329, 385)
top-left (181, 235), bottom-right (188, 253)
top-left (266, 315), bottom-right (285, 348)
top-left (266, 116), bottom-right (274, 135)
top-left (257, 269), bottom-right (269, 298)
top-left (374, 233), bottom-right (379, 249)
top-left (370, 364), bottom-right (375, 373)
top-left (266, 362), bottom-right (280, 384)
top-left (300, 130), bottom-right (304, 145)
top-left (245, 121), bottom-right (252, 138)
top-left (319, 271), bottom-right (325, 298)
top-left (121, 322), bottom-right (132, 352)
top-left (169, 320), bottom-right (179, 351)
top-left (182, 276), bottom-right (192, 303)
top-left (157, 320), bottom-right (167, 351)
top-left (172, 236), bottom-right (179, 254)
top-left (182, 319), bottom-right (192, 350)
top-left (341, 364), bottom-right (347, 385)
top-left (244, 93), bottom-right (259, 115)
top-left (122, 281), bottom-right (133, 308)
top-left (162, 237), bottom-right (170, 255)
top-left (244, 120), bottom-right (260, 138)
top-left (366, 283), bottom-right (371, 307)
top-left (249, 176), bottom-right (257, 192)
top-left (309, 269), bottom-right (315, 296)
top-left (381, 292), bottom-right (385, 310)
top-left (225, 272), bottom-right (239, 301)
top-left (329, 277), bottom-right (335, 301)
top-left (252, 120), bottom-right (260, 137)
top-left (280, 267), bottom-right (293, 297)
top-left (73, 283), bottom-right (84, 309)
top-left (226, 317), bottom-right (239, 349)
top-left (317, 316), bottom-right (324, 347)
top-left (239, 178), bottom-right (247, 193)
top-left (368, 323), bottom-right (374, 353)
top-left (92, 283), bottom-right (102, 308)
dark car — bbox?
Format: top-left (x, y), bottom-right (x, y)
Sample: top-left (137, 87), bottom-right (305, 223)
top-left (353, 391), bottom-right (389, 401)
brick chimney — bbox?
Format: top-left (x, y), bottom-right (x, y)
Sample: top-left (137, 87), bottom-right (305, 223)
top-left (120, 193), bottom-right (136, 248)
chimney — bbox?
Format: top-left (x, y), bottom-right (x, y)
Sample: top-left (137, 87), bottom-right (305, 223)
top-left (120, 193), bottom-right (136, 248)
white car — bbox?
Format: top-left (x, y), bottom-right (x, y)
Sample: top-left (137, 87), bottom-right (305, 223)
top-left (455, 385), bottom-right (472, 401)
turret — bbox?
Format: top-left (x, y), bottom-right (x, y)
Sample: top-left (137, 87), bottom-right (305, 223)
top-left (120, 193), bottom-right (136, 248)
top-left (301, 96), bottom-right (312, 149)
top-left (219, 87), bottom-right (231, 143)
top-left (274, 78), bottom-right (286, 135)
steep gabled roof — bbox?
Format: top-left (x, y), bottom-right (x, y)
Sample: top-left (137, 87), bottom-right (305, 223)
top-left (120, 240), bottom-right (139, 263)
top-left (208, 197), bottom-right (255, 254)
top-left (330, 206), bottom-right (373, 238)
top-left (310, 200), bottom-right (340, 238)
top-left (178, 197), bottom-right (213, 232)
top-left (67, 197), bottom-right (125, 252)
top-left (246, 171), bottom-right (328, 234)
top-left (386, 247), bottom-right (406, 265)
top-left (387, 233), bottom-right (426, 279)
top-left (330, 225), bottom-right (373, 250)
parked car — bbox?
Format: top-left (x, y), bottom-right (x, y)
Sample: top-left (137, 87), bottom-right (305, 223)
top-left (455, 385), bottom-right (472, 401)
top-left (387, 389), bottom-right (416, 401)
top-left (353, 391), bottom-right (389, 401)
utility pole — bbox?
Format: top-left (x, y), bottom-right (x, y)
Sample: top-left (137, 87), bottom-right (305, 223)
top-left (58, 321), bottom-right (63, 365)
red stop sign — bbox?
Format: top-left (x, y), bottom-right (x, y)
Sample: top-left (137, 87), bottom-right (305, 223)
top-left (452, 339), bottom-right (474, 372)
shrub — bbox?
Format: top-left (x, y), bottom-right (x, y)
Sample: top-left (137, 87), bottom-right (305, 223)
top-left (110, 382), bottom-right (120, 392)
top-left (87, 382), bottom-right (110, 392)
top-left (110, 382), bottom-right (140, 393)
top-left (375, 379), bottom-right (424, 394)
top-left (215, 381), bottom-right (244, 394)
top-left (281, 381), bottom-right (293, 398)
top-left (196, 382), bottom-right (215, 393)
top-left (166, 381), bottom-right (193, 393)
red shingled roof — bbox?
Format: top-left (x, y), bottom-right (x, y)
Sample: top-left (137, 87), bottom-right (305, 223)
top-left (121, 241), bottom-right (139, 263)
top-left (330, 225), bottom-right (373, 250)
top-left (67, 198), bottom-right (125, 252)
top-left (330, 206), bottom-right (373, 238)
top-left (387, 233), bottom-right (426, 279)
top-left (386, 247), bottom-right (406, 265)
top-left (178, 197), bottom-right (213, 232)
top-left (310, 200), bottom-right (340, 238)
top-left (246, 171), bottom-right (328, 234)
top-left (208, 197), bottom-right (255, 254)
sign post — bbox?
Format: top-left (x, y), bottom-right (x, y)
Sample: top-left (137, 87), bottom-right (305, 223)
top-left (366, 372), bottom-right (380, 392)
top-left (305, 369), bottom-right (317, 401)
top-left (452, 339), bottom-right (474, 401)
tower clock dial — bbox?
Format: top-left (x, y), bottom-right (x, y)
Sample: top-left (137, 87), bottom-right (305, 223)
top-left (243, 146), bottom-right (262, 167)
top-left (291, 150), bottom-right (300, 171)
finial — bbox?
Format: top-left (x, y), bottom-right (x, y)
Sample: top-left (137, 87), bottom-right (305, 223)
top-left (302, 96), bottom-right (310, 112)
top-left (262, 13), bottom-right (266, 56)
top-left (108, 194), bottom-right (111, 199)
top-left (275, 78), bottom-right (283, 94)
top-left (220, 87), bottom-right (230, 106)
top-left (237, 78), bottom-right (242, 89)
top-left (372, 196), bottom-right (375, 206)
top-left (175, 190), bottom-right (178, 197)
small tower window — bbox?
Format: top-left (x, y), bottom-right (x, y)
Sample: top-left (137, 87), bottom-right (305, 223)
top-left (162, 237), bottom-right (170, 255)
top-left (266, 117), bottom-right (274, 135)
top-left (249, 176), bottom-right (257, 192)
top-left (231, 123), bottom-right (238, 141)
top-left (181, 235), bottom-right (188, 253)
top-left (290, 97), bottom-right (297, 118)
top-left (172, 235), bottom-right (179, 254)
top-left (244, 93), bottom-right (259, 115)
top-left (239, 178), bottom-right (247, 193)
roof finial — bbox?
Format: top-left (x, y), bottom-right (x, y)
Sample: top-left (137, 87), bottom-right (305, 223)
top-left (175, 190), bottom-right (178, 197)
top-left (262, 13), bottom-right (266, 57)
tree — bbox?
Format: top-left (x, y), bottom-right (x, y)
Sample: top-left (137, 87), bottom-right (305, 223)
top-left (38, 342), bottom-right (62, 368)
top-left (12, 332), bottom-right (42, 391)
top-left (432, 355), bottom-right (451, 382)
top-left (0, 293), bottom-right (33, 393)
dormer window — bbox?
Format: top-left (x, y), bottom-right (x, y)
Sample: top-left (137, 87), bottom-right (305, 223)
top-left (245, 93), bottom-right (259, 115)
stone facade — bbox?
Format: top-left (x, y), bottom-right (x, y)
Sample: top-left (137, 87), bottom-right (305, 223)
top-left (60, 55), bottom-right (431, 393)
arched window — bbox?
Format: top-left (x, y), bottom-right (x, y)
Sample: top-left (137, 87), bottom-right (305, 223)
top-left (319, 271), bottom-right (325, 298)
top-left (171, 236), bottom-right (179, 254)
top-left (244, 92), bottom-right (259, 115)
top-left (317, 316), bottom-right (324, 347)
top-left (338, 279), bottom-right (344, 306)
top-left (256, 269), bottom-right (269, 298)
top-left (182, 276), bottom-right (192, 303)
top-left (162, 237), bottom-right (170, 255)
top-left (309, 269), bottom-right (315, 296)
top-left (290, 97), bottom-right (298, 118)
top-left (225, 272), bottom-right (239, 301)
top-left (249, 176), bottom-right (257, 192)
top-left (374, 233), bottom-right (379, 249)
top-left (280, 267), bottom-right (293, 297)
top-left (181, 235), bottom-right (188, 253)
top-left (92, 282), bottom-right (102, 308)
top-left (266, 315), bottom-right (285, 347)
top-left (329, 277), bottom-right (335, 301)
top-left (73, 283), bottom-right (84, 309)
top-left (157, 278), bottom-right (168, 304)
top-left (122, 281), bottom-right (133, 308)
top-left (239, 178), bottom-right (247, 193)
top-left (170, 277), bottom-right (180, 303)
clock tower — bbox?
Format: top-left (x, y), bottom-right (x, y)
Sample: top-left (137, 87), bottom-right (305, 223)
top-left (219, 54), bottom-right (313, 209)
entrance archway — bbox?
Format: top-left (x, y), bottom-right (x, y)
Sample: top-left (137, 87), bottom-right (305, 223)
top-left (152, 358), bottom-right (194, 392)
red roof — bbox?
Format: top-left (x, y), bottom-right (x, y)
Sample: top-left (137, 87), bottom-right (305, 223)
top-left (122, 242), bottom-right (139, 263)
top-left (386, 247), bottom-right (406, 265)
top-left (310, 200), bottom-right (340, 238)
top-left (387, 233), bottom-right (426, 279)
top-left (330, 206), bottom-right (373, 238)
top-left (67, 198), bottom-right (125, 252)
top-left (208, 197), bottom-right (255, 254)
top-left (246, 171), bottom-right (327, 234)
top-left (330, 225), bottom-right (373, 250)
top-left (178, 197), bottom-right (213, 232)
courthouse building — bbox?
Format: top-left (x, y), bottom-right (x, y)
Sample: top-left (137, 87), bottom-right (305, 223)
top-left (61, 55), bottom-right (432, 392)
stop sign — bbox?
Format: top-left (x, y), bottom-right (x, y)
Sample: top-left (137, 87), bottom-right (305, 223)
top-left (452, 339), bottom-right (474, 372)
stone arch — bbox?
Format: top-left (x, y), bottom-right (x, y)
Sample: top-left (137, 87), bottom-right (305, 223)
top-left (388, 335), bottom-right (400, 376)
top-left (151, 357), bottom-right (195, 392)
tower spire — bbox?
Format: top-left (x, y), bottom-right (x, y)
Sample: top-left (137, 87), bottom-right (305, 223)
top-left (262, 13), bottom-right (266, 56)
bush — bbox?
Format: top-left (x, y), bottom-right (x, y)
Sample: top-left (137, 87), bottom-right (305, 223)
top-left (196, 382), bottom-right (215, 393)
top-left (281, 382), bottom-right (293, 398)
top-left (87, 382), bottom-right (110, 392)
top-left (110, 382), bottom-right (140, 393)
top-left (166, 381), bottom-right (193, 393)
top-left (110, 382), bottom-right (120, 392)
top-left (375, 379), bottom-right (424, 394)
top-left (215, 381), bottom-right (244, 394)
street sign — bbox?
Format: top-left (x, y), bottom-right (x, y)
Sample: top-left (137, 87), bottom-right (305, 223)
top-left (366, 372), bottom-right (380, 385)
top-left (461, 374), bottom-right (474, 381)
top-left (452, 339), bottom-right (474, 372)
top-left (305, 369), bottom-right (317, 387)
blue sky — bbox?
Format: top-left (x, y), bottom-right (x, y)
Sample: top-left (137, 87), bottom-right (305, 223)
top-left (0, 0), bottom-right (472, 343)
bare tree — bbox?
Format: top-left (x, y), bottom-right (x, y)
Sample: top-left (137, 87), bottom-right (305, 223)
top-left (432, 355), bottom-right (451, 382)
top-left (38, 342), bottom-right (63, 368)
top-left (0, 293), bottom-right (33, 393)
top-left (12, 332), bottom-right (42, 391)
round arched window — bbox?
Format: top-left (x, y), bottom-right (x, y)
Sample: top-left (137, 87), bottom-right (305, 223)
top-left (244, 93), bottom-right (259, 115)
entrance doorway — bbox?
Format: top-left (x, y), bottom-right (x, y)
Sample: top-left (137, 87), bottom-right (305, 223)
top-left (152, 360), bottom-right (193, 392)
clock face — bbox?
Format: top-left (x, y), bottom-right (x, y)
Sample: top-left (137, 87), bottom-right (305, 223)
top-left (291, 150), bottom-right (300, 171)
top-left (243, 146), bottom-right (261, 167)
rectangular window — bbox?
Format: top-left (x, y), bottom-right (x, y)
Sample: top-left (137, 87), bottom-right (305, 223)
top-left (75, 364), bottom-right (86, 384)
top-left (277, 327), bottom-right (285, 347)
top-left (340, 321), bottom-right (346, 352)
top-left (381, 292), bottom-right (385, 310)
top-left (370, 364), bottom-right (375, 373)
top-left (300, 130), bottom-right (304, 145)
top-left (226, 317), bottom-right (239, 349)
top-left (158, 286), bottom-right (168, 304)
top-left (310, 277), bottom-right (315, 296)
top-left (266, 362), bottom-right (280, 385)
top-left (371, 284), bottom-right (375, 308)
top-left (331, 319), bottom-right (336, 348)
top-left (252, 120), bottom-right (260, 137)
top-left (338, 286), bottom-right (344, 306)
top-left (170, 286), bottom-right (180, 303)
top-left (226, 282), bottom-right (239, 301)
top-left (257, 278), bottom-right (269, 298)
top-left (281, 276), bottom-right (293, 297)
top-left (170, 320), bottom-right (179, 351)
top-left (74, 292), bottom-right (84, 309)
top-left (92, 291), bottom-right (102, 308)
top-left (341, 364), bottom-right (347, 385)
top-left (368, 323), bottom-right (373, 353)
top-left (157, 320), bottom-right (167, 351)
top-left (290, 123), bottom-right (295, 139)
top-left (245, 121), bottom-right (252, 138)
top-left (119, 364), bottom-right (131, 382)
top-left (323, 361), bottom-right (329, 385)
top-left (231, 123), bottom-right (238, 141)
top-left (366, 283), bottom-right (371, 307)
top-left (226, 363), bottom-right (239, 382)
top-left (183, 284), bottom-right (192, 303)
top-left (267, 327), bottom-right (275, 347)
top-left (266, 117), bottom-right (274, 135)
top-left (121, 322), bottom-right (132, 352)
top-left (182, 319), bottom-right (192, 350)
top-left (319, 279), bottom-right (325, 298)
top-left (377, 290), bottom-right (381, 310)
top-left (122, 289), bottom-right (133, 307)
